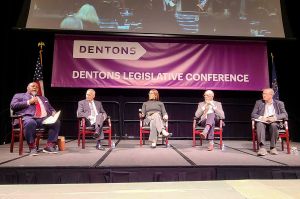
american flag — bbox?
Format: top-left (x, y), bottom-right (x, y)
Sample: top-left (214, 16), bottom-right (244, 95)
top-left (33, 55), bottom-right (44, 96)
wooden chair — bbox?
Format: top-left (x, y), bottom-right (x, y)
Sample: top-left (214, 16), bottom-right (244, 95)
top-left (252, 119), bottom-right (290, 154)
top-left (77, 116), bottom-right (112, 149)
top-left (10, 110), bottom-right (46, 155)
top-left (192, 118), bottom-right (224, 149)
top-left (139, 110), bottom-right (169, 147)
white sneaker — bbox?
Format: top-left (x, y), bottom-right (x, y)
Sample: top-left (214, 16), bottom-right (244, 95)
top-left (257, 147), bottom-right (268, 156)
top-left (162, 129), bottom-right (169, 137)
top-left (151, 142), bottom-right (156, 148)
top-left (270, 148), bottom-right (279, 155)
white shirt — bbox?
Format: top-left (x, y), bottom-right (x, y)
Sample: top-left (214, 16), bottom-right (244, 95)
top-left (264, 101), bottom-right (276, 117)
top-left (89, 101), bottom-right (98, 124)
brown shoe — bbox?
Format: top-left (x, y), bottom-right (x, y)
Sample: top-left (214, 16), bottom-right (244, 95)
top-left (200, 132), bottom-right (207, 139)
top-left (207, 144), bottom-right (214, 151)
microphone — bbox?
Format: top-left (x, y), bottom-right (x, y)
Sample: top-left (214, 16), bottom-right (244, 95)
top-left (30, 91), bottom-right (38, 105)
top-left (31, 91), bottom-right (37, 97)
top-left (138, 109), bottom-right (143, 118)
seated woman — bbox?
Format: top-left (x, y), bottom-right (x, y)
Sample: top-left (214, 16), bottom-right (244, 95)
top-left (140, 89), bottom-right (170, 148)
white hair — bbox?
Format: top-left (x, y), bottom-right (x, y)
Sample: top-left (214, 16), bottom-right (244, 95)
top-left (75, 4), bottom-right (99, 24)
top-left (204, 90), bottom-right (214, 97)
top-left (263, 88), bottom-right (274, 96)
top-left (87, 89), bottom-right (96, 95)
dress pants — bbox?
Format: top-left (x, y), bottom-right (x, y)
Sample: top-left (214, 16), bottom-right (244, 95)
top-left (256, 122), bottom-right (278, 148)
top-left (145, 112), bottom-right (165, 142)
top-left (199, 113), bottom-right (216, 140)
top-left (23, 118), bottom-right (60, 145)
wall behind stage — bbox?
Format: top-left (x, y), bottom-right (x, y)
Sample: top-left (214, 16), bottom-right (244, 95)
top-left (1, 1), bottom-right (299, 144)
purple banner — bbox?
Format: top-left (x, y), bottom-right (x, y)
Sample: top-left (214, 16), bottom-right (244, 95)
top-left (52, 35), bottom-right (269, 91)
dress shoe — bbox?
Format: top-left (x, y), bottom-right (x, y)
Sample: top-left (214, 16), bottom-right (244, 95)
top-left (207, 144), bottom-right (214, 151)
top-left (200, 131), bottom-right (207, 139)
top-left (257, 147), bottom-right (267, 156)
top-left (270, 148), bottom-right (279, 155)
top-left (96, 143), bottom-right (105, 151)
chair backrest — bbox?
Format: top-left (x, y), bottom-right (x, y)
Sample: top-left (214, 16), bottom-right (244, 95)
top-left (10, 108), bottom-right (22, 126)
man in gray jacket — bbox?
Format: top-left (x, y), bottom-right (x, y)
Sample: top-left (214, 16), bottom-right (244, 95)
top-left (251, 88), bottom-right (288, 156)
top-left (195, 90), bottom-right (225, 151)
top-left (77, 89), bottom-right (107, 150)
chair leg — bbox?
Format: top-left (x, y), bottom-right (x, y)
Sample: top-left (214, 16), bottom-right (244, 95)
top-left (219, 131), bottom-right (223, 149)
top-left (10, 130), bottom-right (14, 153)
top-left (78, 131), bottom-right (81, 147)
top-left (286, 136), bottom-right (291, 154)
top-left (192, 130), bottom-right (196, 147)
top-left (143, 133), bottom-right (146, 145)
top-left (252, 130), bottom-right (257, 152)
top-left (82, 130), bottom-right (85, 149)
top-left (108, 130), bottom-right (112, 147)
top-left (139, 129), bottom-right (142, 146)
top-left (36, 135), bottom-right (41, 150)
top-left (19, 130), bottom-right (24, 155)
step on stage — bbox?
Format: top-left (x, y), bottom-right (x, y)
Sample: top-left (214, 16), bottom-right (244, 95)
top-left (0, 140), bottom-right (300, 184)
top-left (1, 180), bottom-right (300, 199)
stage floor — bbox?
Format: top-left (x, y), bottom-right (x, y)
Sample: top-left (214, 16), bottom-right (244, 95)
top-left (1, 139), bottom-right (300, 167)
top-left (0, 179), bottom-right (300, 199)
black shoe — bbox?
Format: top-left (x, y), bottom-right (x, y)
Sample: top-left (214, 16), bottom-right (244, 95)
top-left (43, 146), bottom-right (58, 154)
top-left (96, 143), bottom-right (105, 151)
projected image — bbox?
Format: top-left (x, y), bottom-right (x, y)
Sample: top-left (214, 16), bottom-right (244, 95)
top-left (25, 0), bottom-right (285, 38)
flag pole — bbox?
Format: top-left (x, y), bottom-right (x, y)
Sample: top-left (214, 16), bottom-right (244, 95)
top-left (38, 41), bottom-right (45, 65)
top-left (270, 52), bottom-right (279, 100)
top-left (271, 52), bottom-right (274, 64)
top-left (34, 41), bottom-right (45, 96)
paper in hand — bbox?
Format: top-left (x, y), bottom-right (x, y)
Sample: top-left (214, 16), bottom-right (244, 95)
top-left (42, 110), bottom-right (61, 124)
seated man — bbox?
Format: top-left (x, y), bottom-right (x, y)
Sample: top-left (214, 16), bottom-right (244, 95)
top-left (77, 89), bottom-right (107, 150)
top-left (10, 82), bottom-right (60, 156)
top-left (195, 90), bottom-right (225, 151)
top-left (251, 88), bottom-right (288, 156)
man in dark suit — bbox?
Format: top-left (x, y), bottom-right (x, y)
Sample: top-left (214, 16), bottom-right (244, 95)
top-left (251, 88), bottom-right (288, 156)
top-left (10, 82), bottom-right (60, 156)
top-left (77, 89), bottom-right (107, 150)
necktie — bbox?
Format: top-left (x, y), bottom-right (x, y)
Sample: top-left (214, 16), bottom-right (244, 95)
top-left (35, 100), bottom-right (42, 118)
